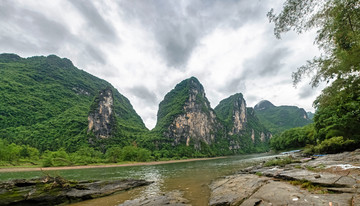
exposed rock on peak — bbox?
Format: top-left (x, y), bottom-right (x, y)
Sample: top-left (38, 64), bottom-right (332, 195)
top-left (254, 100), bottom-right (275, 111)
top-left (155, 77), bottom-right (221, 149)
top-left (88, 87), bottom-right (115, 139)
top-left (215, 93), bottom-right (247, 135)
top-left (215, 94), bottom-right (271, 151)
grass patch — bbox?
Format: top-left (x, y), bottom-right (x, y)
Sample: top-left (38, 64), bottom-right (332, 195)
top-left (290, 180), bottom-right (327, 193)
top-left (255, 172), bottom-right (263, 176)
top-left (306, 166), bottom-right (316, 171)
top-left (264, 156), bottom-right (294, 167)
top-left (305, 164), bottom-right (326, 172)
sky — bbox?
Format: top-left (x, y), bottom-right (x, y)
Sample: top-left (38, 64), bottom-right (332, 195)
top-left (0, 0), bottom-right (326, 129)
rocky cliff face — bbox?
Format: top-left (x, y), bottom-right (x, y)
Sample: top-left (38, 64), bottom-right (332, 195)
top-left (156, 77), bottom-right (222, 149)
top-left (247, 108), bottom-right (272, 143)
top-left (215, 94), bottom-right (271, 151)
top-left (88, 88), bottom-right (115, 139)
top-left (214, 93), bottom-right (246, 132)
top-left (230, 94), bottom-right (247, 135)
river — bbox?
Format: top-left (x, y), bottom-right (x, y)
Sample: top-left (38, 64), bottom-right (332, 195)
top-left (0, 153), bottom-right (277, 206)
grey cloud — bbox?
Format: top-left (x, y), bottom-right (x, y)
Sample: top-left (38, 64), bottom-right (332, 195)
top-left (220, 76), bottom-right (246, 94)
top-left (244, 94), bottom-right (259, 105)
top-left (69, 0), bottom-right (119, 43)
top-left (0, 1), bottom-right (71, 53)
top-left (84, 45), bottom-right (106, 65)
top-left (0, 36), bottom-right (40, 53)
top-left (242, 47), bottom-right (290, 79)
top-left (118, 0), bottom-right (269, 68)
top-left (298, 85), bottom-right (315, 99)
top-left (0, 1), bottom-right (107, 66)
top-left (218, 47), bottom-right (290, 96)
top-left (127, 86), bottom-right (158, 104)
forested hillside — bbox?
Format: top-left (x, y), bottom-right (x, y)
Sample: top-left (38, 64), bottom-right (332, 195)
top-left (0, 54), bottom-right (146, 153)
top-left (254, 100), bottom-right (312, 135)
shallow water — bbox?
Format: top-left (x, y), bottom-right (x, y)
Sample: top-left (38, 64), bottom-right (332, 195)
top-left (0, 153), bottom-right (276, 206)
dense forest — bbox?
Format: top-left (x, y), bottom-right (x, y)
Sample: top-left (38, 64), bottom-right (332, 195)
top-left (254, 100), bottom-right (312, 135)
top-left (0, 54), bottom-right (150, 166)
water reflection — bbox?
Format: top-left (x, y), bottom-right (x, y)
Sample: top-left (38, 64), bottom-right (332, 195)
top-left (140, 166), bottom-right (163, 197)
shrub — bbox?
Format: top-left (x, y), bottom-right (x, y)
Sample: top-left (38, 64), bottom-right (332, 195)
top-left (313, 136), bottom-right (356, 154)
top-left (264, 156), bottom-right (294, 167)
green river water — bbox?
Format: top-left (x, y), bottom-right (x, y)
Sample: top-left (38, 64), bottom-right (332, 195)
top-left (0, 153), bottom-right (277, 206)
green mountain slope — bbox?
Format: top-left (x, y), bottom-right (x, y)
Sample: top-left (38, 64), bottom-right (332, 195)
top-left (147, 77), bottom-right (224, 157)
top-left (215, 93), bottom-right (271, 153)
top-left (254, 100), bottom-right (312, 135)
top-left (0, 54), bottom-right (146, 152)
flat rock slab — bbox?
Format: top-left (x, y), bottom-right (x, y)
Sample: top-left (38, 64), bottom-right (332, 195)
top-left (119, 190), bottom-right (190, 206)
top-left (241, 181), bottom-right (353, 206)
top-left (209, 174), bottom-right (355, 206)
top-left (209, 174), bottom-right (269, 206)
top-left (0, 177), bottom-right (152, 206)
top-left (250, 167), bottom-right (358, 188)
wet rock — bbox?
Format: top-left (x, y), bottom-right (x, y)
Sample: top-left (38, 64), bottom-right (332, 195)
top-left (0, 177), bottom-right (152, 206)
top-left (119, 190), bottom-right (190, 206)
top-left (209, 174), bottom-right (269, 206)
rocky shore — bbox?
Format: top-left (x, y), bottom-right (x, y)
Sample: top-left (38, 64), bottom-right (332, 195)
top-left (209, 149), bottom-right (360, 206)
top-left (0, 176), bottom-right (152, 206)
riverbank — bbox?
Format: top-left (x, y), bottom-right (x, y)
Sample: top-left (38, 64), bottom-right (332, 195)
top-left (209, 149), bottom-right (360, 205)
top-left (0, 156), bottom-right (225, 173)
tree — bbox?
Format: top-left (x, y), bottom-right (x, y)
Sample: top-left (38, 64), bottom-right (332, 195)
top-left (268, 0), bottom-right (359, 86)
top-left (268, 0), bottom-right (360, 146)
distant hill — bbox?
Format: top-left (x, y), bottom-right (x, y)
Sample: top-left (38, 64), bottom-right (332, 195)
top-left (307, 112), bottom-right (315, 120)
top-left (254, 100), bottom-right (312, 135)
top-left (0, 53), bottom-right (146, 152)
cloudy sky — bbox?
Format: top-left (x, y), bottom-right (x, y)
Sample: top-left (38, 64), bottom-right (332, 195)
top-left (0, 0), bottom-right (326, 129)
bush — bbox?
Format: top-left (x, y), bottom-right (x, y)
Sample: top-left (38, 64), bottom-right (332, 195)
top-left (105, 146), bottom-right (152, 163)
top-left (264, 156), bottom-right (294, 167)
top-left (313, 136), bottom-right (357, 154)
top-left (70, 146), bottom-right (103, 165)
top-left (105, 147), bottom-right (122, 163)
top-left (270, 124), bottom-right (315, 151)
top-left (42, 148), bottom-right (72, 167)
